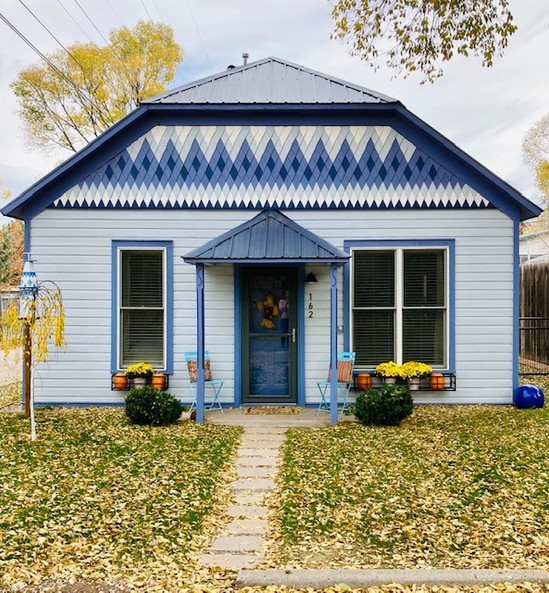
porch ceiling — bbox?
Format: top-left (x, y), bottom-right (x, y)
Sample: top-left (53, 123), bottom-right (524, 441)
top-left (183, 209), bottom-right (350, 264)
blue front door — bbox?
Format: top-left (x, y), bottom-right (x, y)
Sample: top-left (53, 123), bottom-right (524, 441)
top-left (241, 268), bottom-right (297, 404)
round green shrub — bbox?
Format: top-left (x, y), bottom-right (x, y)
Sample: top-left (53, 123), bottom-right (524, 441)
top-left (354, 384), bottom-right (414, 426)
top-left (125, 385), bottom-right (184, 426)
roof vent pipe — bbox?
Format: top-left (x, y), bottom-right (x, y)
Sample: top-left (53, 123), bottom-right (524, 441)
top-left (242, 52), bottom-right (249, 65)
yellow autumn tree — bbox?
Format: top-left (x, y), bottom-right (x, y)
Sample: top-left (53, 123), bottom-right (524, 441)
top-left (11, 20), bottom-right (183, 153)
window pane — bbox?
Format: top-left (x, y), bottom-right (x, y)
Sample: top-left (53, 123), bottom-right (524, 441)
top-left (121, 309), bottom-right (164, 367)
top-left (353, 310), bottom-right (394, 367)
top-left (403, 309), bottom-right (445, 366)
top-left (404, 250), bottom-right (444, 307)
top-left (354, 250), bottom-right (394, 307)
top-left (122, 250), bottom-right (163, 308)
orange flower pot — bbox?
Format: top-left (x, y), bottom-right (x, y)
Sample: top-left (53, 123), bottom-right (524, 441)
top-left (113, 373), bottom-right (128, 390)
top-left (356, 373), bottom-right (372, 391)
top-left (151, 373), bottom-right (166, 390)
top-left (429, 372), bottom-right (445, 391)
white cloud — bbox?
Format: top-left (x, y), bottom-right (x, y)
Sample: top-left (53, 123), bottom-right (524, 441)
top-left (0, 0), bottom-right (547, 213)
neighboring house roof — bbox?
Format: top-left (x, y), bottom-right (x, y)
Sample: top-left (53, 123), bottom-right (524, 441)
top-left (183, 209), bottom-right (350, 264)
top-left (143, 56), bottom-right (397, 105)
top-left (1, 57), bottom-right (542, 223)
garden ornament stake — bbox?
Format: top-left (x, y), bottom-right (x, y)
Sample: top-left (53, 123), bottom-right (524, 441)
top-left (0, 253), bottom-right (66, 440)
top-left (19, 254), bottom-right (39, 439)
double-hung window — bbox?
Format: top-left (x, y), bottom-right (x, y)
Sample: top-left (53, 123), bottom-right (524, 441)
top-left (113, 241), bottom-right (172, 371)
top-left (351, 245), bottom-right (449, 369)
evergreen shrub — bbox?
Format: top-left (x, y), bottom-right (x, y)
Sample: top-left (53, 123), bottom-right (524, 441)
top-left (125, 386), bottom-right (183, 426)
top-left (354, 384), bottom-right (414, 426)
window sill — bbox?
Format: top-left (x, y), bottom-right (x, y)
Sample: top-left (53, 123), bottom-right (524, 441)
top-left (111, 373), bottom-right (170, 391)
top-left (352, 371), bottom-right (456, 392)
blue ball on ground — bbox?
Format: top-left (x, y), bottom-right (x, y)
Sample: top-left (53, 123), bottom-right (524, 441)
top-left (515, 384), bottom-right (545, 409)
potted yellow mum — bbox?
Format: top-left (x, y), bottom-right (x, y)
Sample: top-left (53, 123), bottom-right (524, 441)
top-left (374, 361), bottom-right (403, 385)
top-left (125, 362), bottom-right (154, 388)
top-left (401, 361), bottom-right (432, 391)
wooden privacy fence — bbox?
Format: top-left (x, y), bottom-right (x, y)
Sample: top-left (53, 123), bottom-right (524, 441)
top-left (520, 260), bottom-right (549, 372)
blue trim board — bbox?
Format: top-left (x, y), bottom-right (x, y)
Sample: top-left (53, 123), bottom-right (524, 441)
top-left (2, 104), bottom-right (540, 223)
top-left (513, 220), bottom-right (519, 402)
top-left (297, 265), bottom-right (306, 407)
top-left (233, 266), bottom-right (242, 407)
top-left (110, 240), bottom-right (173, 374)
top-left (343, 239), bottom-right (456, 373)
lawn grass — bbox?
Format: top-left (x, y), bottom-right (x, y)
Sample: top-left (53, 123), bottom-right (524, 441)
top-left (0, 408), bottom-right (241, 590)
top-left (0, 381), bottom-right (21, 409)
top-left (268, 405), bottom-right (549, 570)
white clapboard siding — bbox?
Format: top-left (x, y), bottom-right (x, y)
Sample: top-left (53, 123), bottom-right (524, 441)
top-left (30, 206), bottom-right (514, 405)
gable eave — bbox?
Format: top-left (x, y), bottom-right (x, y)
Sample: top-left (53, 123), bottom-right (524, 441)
top-left (1, 105), bottom-right (152, 220)
top-left (391, 104), bottom-right (542, 222)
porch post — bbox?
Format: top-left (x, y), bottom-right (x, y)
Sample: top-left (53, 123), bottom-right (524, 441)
top-left (196, 263), bottom-right (205, 424)
top-left (329, 263), bottom-right (338, 425)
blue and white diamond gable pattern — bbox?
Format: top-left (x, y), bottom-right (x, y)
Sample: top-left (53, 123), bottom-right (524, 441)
top-left (52, 126), bottom-right (490, 210)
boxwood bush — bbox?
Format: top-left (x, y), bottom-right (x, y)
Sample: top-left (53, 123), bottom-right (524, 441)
top-left (354, 384), bottom-right (414, 426)
top-left (125, 386), bottom-right (184, 426)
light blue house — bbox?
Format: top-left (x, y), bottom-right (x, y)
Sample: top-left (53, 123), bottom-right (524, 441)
top-left (2, 57), bottom-right (541, 421)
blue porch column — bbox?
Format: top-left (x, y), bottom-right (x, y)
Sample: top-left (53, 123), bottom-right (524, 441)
top-left (196, 263), bottom-right (205, 424)
top-left (329, 263), bottom-right (338, 425)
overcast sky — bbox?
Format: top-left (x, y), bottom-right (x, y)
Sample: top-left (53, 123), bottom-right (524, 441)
top-left (0, 0), bottom-right (548, 224)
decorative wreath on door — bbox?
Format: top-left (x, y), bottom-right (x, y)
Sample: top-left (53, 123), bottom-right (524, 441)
top-left (257, 293), bottom-right (279, 329)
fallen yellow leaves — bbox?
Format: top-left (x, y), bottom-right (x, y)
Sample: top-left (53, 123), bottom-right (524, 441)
top-left (265, 405), bottom-right (549, 572)
top-left (0, 408), bottom-right (242, 592)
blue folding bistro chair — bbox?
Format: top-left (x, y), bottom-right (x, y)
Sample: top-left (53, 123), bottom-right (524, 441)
top-left (316, 351), bottom-right (356, 417)
top-left (185, 351), bottom-right (224, 413)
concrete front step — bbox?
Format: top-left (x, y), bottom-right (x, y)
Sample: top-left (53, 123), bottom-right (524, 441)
top-left (226, 504), bottom-right (268, 518)
top-left (209, 534), bottom-right (264, 552)
top-left (200, 553), bottom-right (260, 569)
top-left (225, 518), bottom-right (268, 534)
top-left (236, 455), bottom-right (278, 466)
top-left (236, 466), bottom-right (274, 478)
top-left (238, 448), bottom-right (280, 458)
top-left (232, 477), bottom-right (276, 491)
top-left (233, 491), bottom-right (266, 505)
top-left (241, 426), bottom-right (288, 434)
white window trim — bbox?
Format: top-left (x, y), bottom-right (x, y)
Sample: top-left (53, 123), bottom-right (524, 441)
top-left (117, 246), bottom-right (167, 371)
top-left (350, 245), bottom-right (450, 369)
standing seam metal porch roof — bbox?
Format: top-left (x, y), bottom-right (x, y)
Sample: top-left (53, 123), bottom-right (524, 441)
top-left (183, 210), bottom-right (350, 264)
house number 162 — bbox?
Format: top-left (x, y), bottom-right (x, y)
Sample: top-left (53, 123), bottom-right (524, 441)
top-left (308, 293), bottom-right (314, 318)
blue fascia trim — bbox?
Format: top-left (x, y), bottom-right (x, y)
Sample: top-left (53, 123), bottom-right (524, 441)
top-left (185, 257), bottom-right (349, 264)
top-left (344, 239), bottom-right (456, 373)
top-left (297, 265), bottom-right (305, 407)
top-left (3, 103), bottom-right (539, 223)
top-left (234, 265), bottom-right (242, 407)
top-left (111, 240), bottom-right (173, 374)
top-left (512, 220), bottom-right (519, 402)
top-left (2, 106), bottom-right (152, 220)
top-left (391, 105), bottom-right (540, 222)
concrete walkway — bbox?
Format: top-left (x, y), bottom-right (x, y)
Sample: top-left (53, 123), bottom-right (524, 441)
top-left (237, 568), bottom-right (549, 588)
top-left (200, 424), bottom-right (286, 569)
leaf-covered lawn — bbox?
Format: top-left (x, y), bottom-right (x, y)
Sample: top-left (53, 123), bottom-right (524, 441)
top-left (268, 406), bottom-right (549, 570)
top-left (0, 381), bottom-right (21, 409)
top-left (0, 408), bottom-right (241, 590)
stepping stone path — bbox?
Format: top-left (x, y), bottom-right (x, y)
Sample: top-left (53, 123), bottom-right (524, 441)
top-left (200, 426), bottom-right (286, 569)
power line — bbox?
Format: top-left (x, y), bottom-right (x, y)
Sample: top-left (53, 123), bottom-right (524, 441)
top-left (0, 10), bottom-right (98, 112)
top-left (184, 0), bottom-right (212, 72)
top-left (54, 0), bottom-right (94, 43)
top-left (18, 0), bottom-right (85, 68)
top-left (103, 0), bottom-right (124, 25)
top-left (139, 0), bottom-right (153, 21)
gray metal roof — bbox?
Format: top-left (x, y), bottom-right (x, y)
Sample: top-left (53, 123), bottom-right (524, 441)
top-left (144, 57), bottom-right (396, 105)
top-left (183, 209), bottom-right (351, 264)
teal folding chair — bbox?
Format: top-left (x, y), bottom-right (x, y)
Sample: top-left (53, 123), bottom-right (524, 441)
top-left (317, 351), bottom-right (356, 416)
top-left (185, 351), bottom-right (224, 413)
